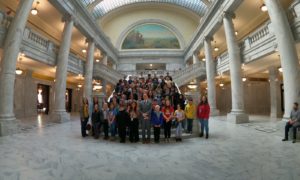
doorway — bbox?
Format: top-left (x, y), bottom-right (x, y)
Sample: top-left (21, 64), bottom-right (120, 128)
top-left (37, 84), bottom-right (50, 114)
top-left (65, 88), bottom-right (72, 112)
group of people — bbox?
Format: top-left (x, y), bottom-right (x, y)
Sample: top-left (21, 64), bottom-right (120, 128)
top-left (80, 73), bottom-right (211, 144)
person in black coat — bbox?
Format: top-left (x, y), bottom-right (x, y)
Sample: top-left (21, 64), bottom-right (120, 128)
top-left (92, 104), bottom-right (104, 139)
top-left (116, 103), bottom-right (130, 143)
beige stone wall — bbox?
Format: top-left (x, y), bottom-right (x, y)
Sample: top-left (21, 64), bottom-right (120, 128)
top-left (14, 71), bottom-right (82, 119)
top-left (216, 81), bottom-right (273, 115)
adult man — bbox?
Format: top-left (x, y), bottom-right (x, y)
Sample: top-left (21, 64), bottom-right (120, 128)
top-left (139, 93), bottom-right (152, 144)
top-left (282, 102), bottom-right (300, 143)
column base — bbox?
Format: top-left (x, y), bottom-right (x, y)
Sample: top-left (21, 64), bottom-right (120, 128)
top-left (210, 108), bottom-right (220, 116)
top-left (50, 111), bottom-right (70, 122)
top-left (227, 111), bottom-right (249, 124)
top-left (0, 116), bottom-right (19, 136)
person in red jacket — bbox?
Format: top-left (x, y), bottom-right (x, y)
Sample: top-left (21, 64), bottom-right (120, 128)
top-left (197, 96), bottom-right (210, 139)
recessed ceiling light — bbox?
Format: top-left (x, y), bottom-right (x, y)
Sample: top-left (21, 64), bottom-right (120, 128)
top-left (82, 49), bottom-right (87, 53)
top-left (96, 59), bottom-right (100, 62)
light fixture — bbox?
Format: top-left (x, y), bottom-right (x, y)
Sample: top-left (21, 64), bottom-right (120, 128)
top-left (31, 1), bottom-right (40, 15)
top-left (77, 84), bottom-right (82, 88)
top-left (15, 68), bottom-right (23, 75)
top-left (96, 59), bottom-right (100, 62)
top-left (235, 31), bottom-right (238, 36)
top-left (260, 3), bottom-right (268, 12)
top-left (214, 41), bottom-right (219, 52)
top-left (219, 83), bottom-right (224, 87)
top-left (93, 85), bottom-right (102, 91)
top-left (150, 64), bottom-right (153, 67)
top-left (242, 77), bottom-right (247, 82)
top-left (278, 67), bottom-right (283, 72)
top-left (202, 58), bottom-right (206, 61)
top-left (82, 49), bottom-right (87, 53)
top-left (188, 85), bottom-right (197, 89)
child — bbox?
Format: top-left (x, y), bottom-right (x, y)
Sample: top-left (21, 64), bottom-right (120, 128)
top-left (108, 103), bottom-right (117, 141)
top-left (174, 104), bottom-right (185, 142)
top-left (151, 105), bottom-right (163, 143)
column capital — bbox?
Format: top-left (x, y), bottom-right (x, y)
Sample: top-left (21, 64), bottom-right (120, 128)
top-left (85, 38), bottom-right (94, 44)
top-left (61, 13), bottom-right (75, 23)
top-left (223, 11), bottom-right (236, 20)
top-left (204, 35), bottom-right (214, 42)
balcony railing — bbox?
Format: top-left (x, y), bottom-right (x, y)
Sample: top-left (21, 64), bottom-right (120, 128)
top-left (173, 62), bottom-right (206, 87)
top-left (93, 63), bottom-right (124, 84)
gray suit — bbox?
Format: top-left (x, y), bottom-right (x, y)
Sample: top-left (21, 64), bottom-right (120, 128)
top-left (139, 100), bottom-right (152, 140)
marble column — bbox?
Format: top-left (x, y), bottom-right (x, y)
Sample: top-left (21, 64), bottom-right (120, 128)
top-left (204, 36), bottom-right (220, 116)
top-left (83, 40), bottom-right (95, 104)
top-left (0, 0), bottom-right (34, 136)
top-left (265, 0), bottom-right (300, 119)
top-left (102, 79), bottom-right (107, 97)
top-left (269, 67), bottom-right (282, 118)
top-left (51, 15), bottom-right (74, 122)
top-left (102, 55), bottom-right (108, 66)
top-left (223, 12), bottom-right (249, 124)
top-left (193, 53), bottom-right (199, 64)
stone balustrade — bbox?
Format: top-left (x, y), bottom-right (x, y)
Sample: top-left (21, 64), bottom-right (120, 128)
top-left (93, 63), bottom-right (124, 84)
top-left (121, 70), bottom-right (176, 78)
top-left (173, 62), bottom-right (206, 87)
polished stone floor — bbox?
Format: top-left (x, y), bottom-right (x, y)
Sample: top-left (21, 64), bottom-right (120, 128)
top-left (0, 115), bottom-right (300, 180)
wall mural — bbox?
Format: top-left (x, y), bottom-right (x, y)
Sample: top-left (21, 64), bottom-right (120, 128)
top-left (122, 23), bottom-right (180, 49)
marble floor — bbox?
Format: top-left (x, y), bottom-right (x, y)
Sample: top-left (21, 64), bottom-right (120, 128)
top-left (0, 115), bottom-right (300, 180)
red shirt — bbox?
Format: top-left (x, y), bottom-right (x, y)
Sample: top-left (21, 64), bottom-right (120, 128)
top-left (197, 104), bottom-right (210, 119)
top-left (162, 106), bottom-right (174, 121)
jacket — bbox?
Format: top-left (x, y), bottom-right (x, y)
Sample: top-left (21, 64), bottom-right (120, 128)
top-left (151, 111), bottom-right (163, 126)
top-left (185, 103), bottom-right (195, 119)
top-left (197, 103), bottom-right (210, 119)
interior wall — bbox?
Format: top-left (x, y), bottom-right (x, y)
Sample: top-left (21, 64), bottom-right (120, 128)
top-left (216, 81), bottom-right (271, 115)
top-left (101, 7), bottom-right (199, 48)
top-left (14, 71), bottom-right (82, 119)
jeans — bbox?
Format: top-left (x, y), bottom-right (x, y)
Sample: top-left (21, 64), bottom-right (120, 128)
top-left (285, 122), bottom-right (300, 140)
top-left (187, 118), bottom-right (193, 133)
top-left (81, 117), bottom-right (89, 137)
top-left (164, 121), bottom-right (172, 138)
top-left (176, 122), bottom-right (183, 138)
top-left (200, 119), bottom-right (209, 134)
top-left (110, 122), bottom-right (116, 137)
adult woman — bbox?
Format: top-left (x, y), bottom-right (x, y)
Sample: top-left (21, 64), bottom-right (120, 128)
top-left (197, 96), bottom-right (211, 139)
top-left (129, 101), bottom-right (139, 143)
top-left (162, 99), bottom-right (174, 142)
top-left (80, 97), bottom-right (89, 137)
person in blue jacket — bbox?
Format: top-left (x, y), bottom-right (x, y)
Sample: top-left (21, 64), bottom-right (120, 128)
top-left (151, 105), bottom-right (163, 143)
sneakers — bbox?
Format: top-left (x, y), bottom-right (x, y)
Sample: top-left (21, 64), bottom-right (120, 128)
top-left (282, 138), bottom-right (288, 141)
top-left (199, 133), bottom-right (203, 137)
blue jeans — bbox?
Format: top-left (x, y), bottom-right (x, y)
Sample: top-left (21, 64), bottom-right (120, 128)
top-left (199, 119), bottom-right (209, 134)
top-left (176, 122), bottom-right (183, 138)
top-left (110, 122), bottom-right (116, 137)
top-left (187, 118), bottom-right (193, 133)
